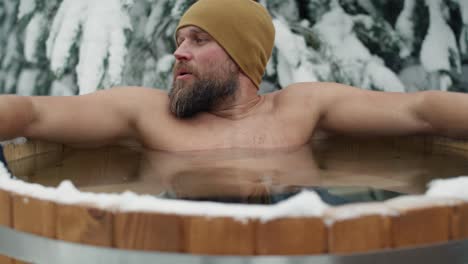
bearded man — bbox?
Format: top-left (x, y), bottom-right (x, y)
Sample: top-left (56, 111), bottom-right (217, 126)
top-left (0, 0), bottom-right (467, 151)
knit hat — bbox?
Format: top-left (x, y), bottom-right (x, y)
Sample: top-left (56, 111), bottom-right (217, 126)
top-left (176, 0), bottom-right (275, 88)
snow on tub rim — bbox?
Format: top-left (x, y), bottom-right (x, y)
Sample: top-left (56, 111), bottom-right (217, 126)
top-left (0, 138), bottom-right (468, 256)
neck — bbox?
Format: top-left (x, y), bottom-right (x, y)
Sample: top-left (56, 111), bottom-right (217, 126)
top-left (210, 77), bottom-right (263, 120)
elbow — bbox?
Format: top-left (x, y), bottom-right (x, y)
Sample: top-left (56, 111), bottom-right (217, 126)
top-left (413, 90), bottom-right (467, 137)
top-left (412, 91), bottom-right (440, 135)
top-left (5, 96), bottom-right (36, 138)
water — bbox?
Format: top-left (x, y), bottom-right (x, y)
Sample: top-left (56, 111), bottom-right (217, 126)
top-left (7, 136), bottom-right (468, 205)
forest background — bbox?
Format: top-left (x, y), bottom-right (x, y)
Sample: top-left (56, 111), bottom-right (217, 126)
top-left (0, 0), bottom-right (467, 96)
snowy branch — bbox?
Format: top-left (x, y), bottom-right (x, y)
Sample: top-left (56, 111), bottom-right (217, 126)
top-left (47, 0), bottom-right (133, 95)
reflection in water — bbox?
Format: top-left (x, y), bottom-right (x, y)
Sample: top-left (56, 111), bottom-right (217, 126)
top-left (7, 137), bottom-right (468, 205)
top-left (159, 187), bottom-right (402, 205)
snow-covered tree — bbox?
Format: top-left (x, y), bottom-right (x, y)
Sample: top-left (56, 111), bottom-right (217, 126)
top-left (419, 0), bottom-right (461, 91)
top-left (0, 0), bottom-right (21, 94)
top-left (0, 0), bottom-right (466, 95)
top-left (140, 0), bottom-right (194, 90)
top-left (46, 0), bottom-right (134, 94)
top-left (457, 0), bottom-right (468, 58)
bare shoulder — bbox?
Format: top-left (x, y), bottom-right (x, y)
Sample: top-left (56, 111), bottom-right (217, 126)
top-left (97, 86), bottom-right (168, 104)
top-left (278, 82), bottom-right (362, 97)
top-left (275, 82), bottom-right (371, 109)
top-left (110, 87), bottom-right (185, 147)
top-left (267, 82), bottom-right (332, 124)
top-left (276, 82), bottom-right (429, 136)
top-left (275, 82), bottom-right (342, 107)
top-left (102, 86), bottom-right (173, 119)
top-left (92, 86), bottom-right (171, 116)
top-left (271, 82), bottom-right (383, 129)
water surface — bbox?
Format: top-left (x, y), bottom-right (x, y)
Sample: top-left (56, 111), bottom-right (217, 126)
top-left (8, 137), bottom-right (468, 205)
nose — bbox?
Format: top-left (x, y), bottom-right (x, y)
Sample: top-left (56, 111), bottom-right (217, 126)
top-left (173, 42), bottom-right (193, 61)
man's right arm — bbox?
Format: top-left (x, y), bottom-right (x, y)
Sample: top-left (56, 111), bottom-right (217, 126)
top-left (0, 87), bottom-right (168, 147)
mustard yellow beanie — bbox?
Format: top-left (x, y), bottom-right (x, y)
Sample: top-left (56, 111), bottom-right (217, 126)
top-left (176, 0), bottom-right (275, 88)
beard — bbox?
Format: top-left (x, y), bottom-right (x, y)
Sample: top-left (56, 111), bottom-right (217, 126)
top-left (169, 61), bottom-right (239, 118)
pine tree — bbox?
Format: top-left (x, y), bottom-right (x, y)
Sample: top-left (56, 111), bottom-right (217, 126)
top-left (0, 0), bottom-right (466, 95)
top-left (267, 0), bottom-right (406, 91)
top-left (0, 0), bottom-right (20, 94)
top-left (457, 0), bottom-right (468, 60)
top-left (141, 0), bottom-right (195, 90)
top-left (419, 0), bottom-right (461, 91)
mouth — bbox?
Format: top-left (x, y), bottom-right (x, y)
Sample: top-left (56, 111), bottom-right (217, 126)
top-left (175, 69), bottom-right (193, 80)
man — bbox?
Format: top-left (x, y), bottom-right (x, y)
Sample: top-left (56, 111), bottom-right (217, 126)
top-left (0, 0), bottom-right (466, 151)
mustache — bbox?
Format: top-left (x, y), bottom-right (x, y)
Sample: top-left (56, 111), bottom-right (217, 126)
top-left (173, 62), bottom-right (198, 76)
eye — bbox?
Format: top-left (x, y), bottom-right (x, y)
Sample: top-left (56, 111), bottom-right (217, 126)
top-left (176, 37), bottom-right (185, 46)
top-left (195, 37), bottom-right (206, 44)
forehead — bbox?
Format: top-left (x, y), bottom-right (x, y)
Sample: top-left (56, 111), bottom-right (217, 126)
top-left (176, 26), bottom-right (210, 39)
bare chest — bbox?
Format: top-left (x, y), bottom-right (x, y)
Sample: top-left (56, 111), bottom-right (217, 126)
top-left (152, 114), bottom-right (313, 151)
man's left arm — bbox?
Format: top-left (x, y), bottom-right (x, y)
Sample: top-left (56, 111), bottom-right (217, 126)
top-left (294, 82), bottom-right (468, 138)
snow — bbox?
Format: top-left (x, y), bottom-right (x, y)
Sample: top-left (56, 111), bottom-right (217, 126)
top-left (259, 0), bottom-right (267, 8)
top-left (50, 74), bottom-right (78, 96)
top-left (4, 70), bottom-right (18, 94)
top-left (3, 34), bottom-right (19, 69)
top-left (142, 57), bottom-right (159, 88)
top-left (456, 0), bottom-right (468, 24)
top-left (56, 181), bottom-right (122, 210)
top-left (2, 0), bottom-right (468, 95)
top-left (420, 0), bottom-right (461, 74)
top-left (170, 0), bottom-right (187, 17)
top-left (157, 54), bottom-right (174, 73)
top-left (268, 0), bottom-right (299, 23)
top-left (119, 192), bottom-right (271, 223)
top-left (456, 0), bottom-right (468, 54)
top-left (107, 1), bottom-right (133, 87)
top-left (0, 161), bottom-right (327, 222)
top-left (399, 65), bottom-right (433, 92)
top-left (385, 195), bottom-right (462, 210)
top-left (121, 0), bottom-right (134, 7)
top-left (119, 191), bottom-right (327, 223)
top-left (144, 0), bottom-right (169, 43)
top-left (259, 191), bottom-right (328, 222)
top-left (363, 60), bottom-right (405, 92)
top-left (313, 5), bottom-right (404, 91)
top-left (17, 0), bottom-right (36, 19)
top-left (77, 0), bottom-right (133, 94)
top-left (47, 0), bottom-right (133, 95)
top-left (47, 0), bottom-right (88, 77)
top-left (1, 140), bottom-right (468, 223)
top-left (357, 0), bottom-right (378, 16)
top-left (395, 0), bottom-right (416, 58)
top-left (426, 176), bottom-right (468, 200)
top-left (325, 202), bottom-right (398, 225)
top-left (439, 73), bottom-right (453, 91)
top-left (126, 0), bottom-right (148, 40)
top-left (24, 12), bottom-right (47, 63)
top-left (273, 18), bottom-right (319, 87)
top-left (0, 137), bottom-right (27, 146)
top-left (274, 19), bottom-right (301, 70)
top-left (314, 7), bottom-right (371, 61)
top-left (460, 28), bottom-right (468, 55)
top-left (0, 169), bottom-right (57, 202)
top-left (16, 69), bottom-right (39, 95)
top-left (1, 161), bottom-right (467, 224)
top-left (265, 57), bottom-right (276, 76)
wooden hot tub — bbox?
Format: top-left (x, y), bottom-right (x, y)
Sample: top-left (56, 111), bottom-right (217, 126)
top-left (0, 136), bottom-right (467, 263)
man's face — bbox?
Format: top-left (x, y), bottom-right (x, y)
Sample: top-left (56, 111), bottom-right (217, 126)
top-left (169, 26), bottom-right (240, 118)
